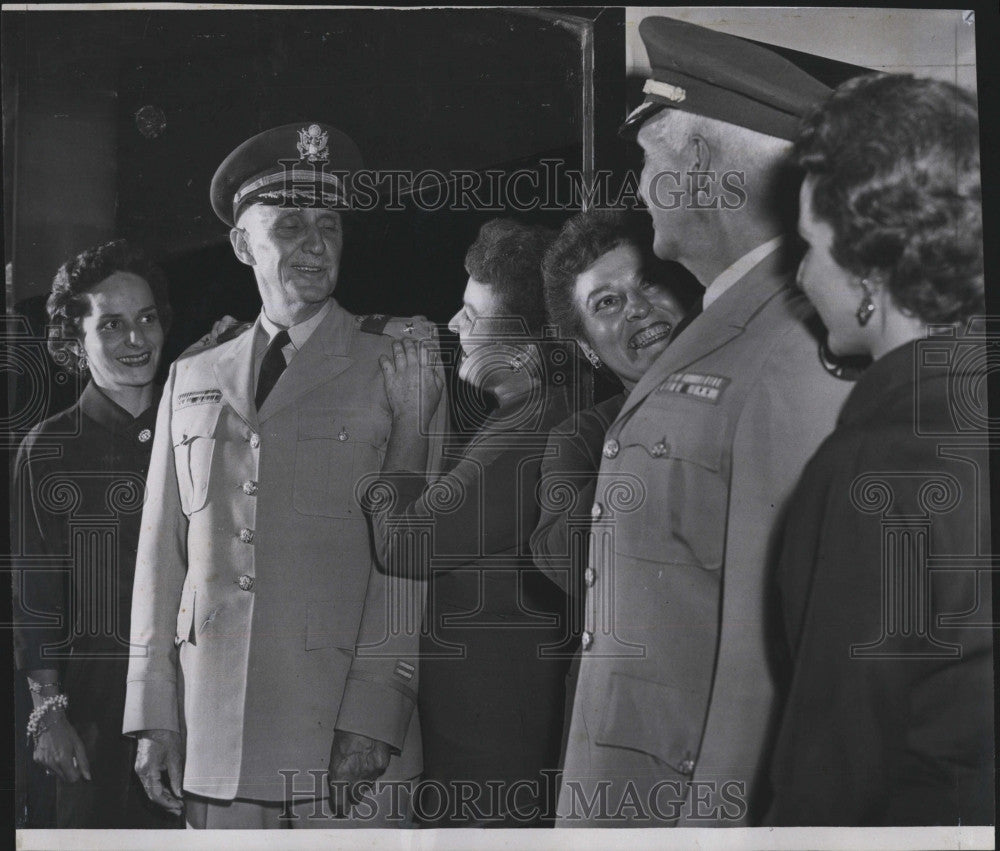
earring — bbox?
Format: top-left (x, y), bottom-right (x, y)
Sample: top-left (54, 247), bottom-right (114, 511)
top-left (584, 348), bottom-right (602, 369)
top-left (856, 279), bottom-right (876, 327)
top-left (78, 354), bottom-right (89, 372)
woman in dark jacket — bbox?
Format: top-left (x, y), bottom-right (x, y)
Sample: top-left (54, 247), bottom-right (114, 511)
top-left (366, 219), bottom-right (574, 826)
top-left (12, 239), bottom-right (182, 828)
top-left (766, 74), bottom-right (992, 826)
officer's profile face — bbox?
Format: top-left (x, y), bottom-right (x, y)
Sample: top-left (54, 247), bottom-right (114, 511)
top-left (637, 110), bottom-right (695, 263)
top-left (230, 204), bottom-right (343, 323)
top-left (572, 242), bottom-right (683, 388)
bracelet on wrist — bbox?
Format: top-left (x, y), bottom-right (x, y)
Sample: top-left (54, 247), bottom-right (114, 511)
top-left (27, 694), bottom-right (69, 743)
top-left (26, 677), bottom-right (62, 695)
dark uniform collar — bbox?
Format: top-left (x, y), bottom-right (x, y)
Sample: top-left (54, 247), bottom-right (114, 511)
top-left (79, 381), bottom-right (162, 438)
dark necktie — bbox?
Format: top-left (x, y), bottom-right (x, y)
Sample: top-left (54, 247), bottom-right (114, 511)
top-left (669, 295), bottom-right (704, 342)
top-left (255, 329), bottom-right (290, 410)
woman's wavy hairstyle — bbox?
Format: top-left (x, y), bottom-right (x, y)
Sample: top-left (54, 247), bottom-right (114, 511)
top-left (46, 239), bottom-right (173, 373)
top-left (463, 219), bottom-right (557, 338)
top-left (794, 73), bottom-right (982, 324)
top-left (542, 209), bottom-right (667, 341)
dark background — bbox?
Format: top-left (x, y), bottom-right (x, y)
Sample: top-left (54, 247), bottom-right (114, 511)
top-left (3, 7), bottom-right (661, 429)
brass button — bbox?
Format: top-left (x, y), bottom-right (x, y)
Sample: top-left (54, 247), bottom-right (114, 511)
top-left (242, 480), bottom-right (259, 496)
top-left (584, 567), bottom-right (596, 587)
top-left (338, 428), bottom-right (349, 442)
top-left (602, 438), bottom-right (619, 459)
top-left (591, 502), bottom-right (603, 519)
top-left (651, 441), bottom-right (668, 458)
top-left (679, 758), bottom-right (695, 776)
top-left (581, 630), bottom-right (594, 651)
top-left (238, 528), bottom-right (255, 544)
top-left (237, 575), bottom-right (255, 592)
top-left (137, 428), bottom-right (152, 443)
top-left (248, 433), bottom-right (260, 449)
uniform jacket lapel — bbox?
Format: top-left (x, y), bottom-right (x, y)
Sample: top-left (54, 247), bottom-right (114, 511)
top-left (615, 249), bottom-right (794, 426)
top-left (257, 300), bottom-right (355, 423)
top-left (213, 320), bottom-right (258, 429)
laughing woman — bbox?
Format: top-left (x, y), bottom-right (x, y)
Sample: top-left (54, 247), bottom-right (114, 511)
top-left (766, 74), bottom-right (992, 826)
top-left (530, 209), bottom-right (689, 597)
top-left (12, 240), bottom-right (182, 828)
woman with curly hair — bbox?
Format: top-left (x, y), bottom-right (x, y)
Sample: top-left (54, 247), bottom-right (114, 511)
top-left (12, 239), bottom-right (182, 828)
top-left (766, 74), bottom-right (992, 826)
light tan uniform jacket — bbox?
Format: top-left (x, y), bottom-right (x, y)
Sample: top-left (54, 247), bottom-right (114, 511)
top-left (124, 300), bottom-right (445, 801)
top-left (557, 251), bottom-right (853, 826)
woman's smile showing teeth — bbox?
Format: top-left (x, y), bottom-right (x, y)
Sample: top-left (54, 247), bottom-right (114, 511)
top-left (628, 321), bottom-right (672, 350)
top-left (117, 352), bottom-right (152, 367)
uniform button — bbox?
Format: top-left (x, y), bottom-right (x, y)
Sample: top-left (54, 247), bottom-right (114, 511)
top-left (238, 528), bottom-right (255, 544)
top-left (651, 441), bottom-right (669, 458)
top-left (237, 574), bottom-right (255, 592)
top-left (602, 438), bottom-right (619, 459)
top-left (137, 428), bottom-right (152, 443)
top-left (584, 567), bottom-right (596, 587)
top-left (242, 480), bottom-right (259, 496)
top-left (248, 433), bottom-right (260, 449)
top-left (591, 502), bottom-right (603, 519)
top-left (679, 758), bottom-right (695, 776)
top-left (581, 630), bottom-right (594, 651)
top-left (338, 428), bottom-right (349, 442)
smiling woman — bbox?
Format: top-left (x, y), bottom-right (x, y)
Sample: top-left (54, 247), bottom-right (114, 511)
top-left (12, 239), bottom-right (182, 829)
top-left (542, 209), bottom-right (687, 390)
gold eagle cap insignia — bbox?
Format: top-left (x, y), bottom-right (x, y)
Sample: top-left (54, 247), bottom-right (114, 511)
top-left (297, 124), bottom-right (329, 162)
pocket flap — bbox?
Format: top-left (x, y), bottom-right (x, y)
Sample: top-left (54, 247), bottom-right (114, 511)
top-left (175, 585), bottom-right (196, 646)
top-left (622, 403), bottom-right (726, 472)
top-left (595, 672), bottom-right (703, 772)
top-left (298, 408), bottom-right (384, 446)
top-left (305, 598), bottom-right (362, 651)
top-left (173, 404), bottom-right (222, 445)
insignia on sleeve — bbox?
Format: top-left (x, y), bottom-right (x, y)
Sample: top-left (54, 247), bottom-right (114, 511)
top-left (178, 389), bottom-right (223, 408)
top-left (658, 372), bottom-right (730, 403)
top-left (394, 660), bottom-right (415, 682)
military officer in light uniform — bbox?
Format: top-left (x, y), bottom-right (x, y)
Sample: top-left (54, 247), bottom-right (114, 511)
top-left (557, 20), bottom-right (861, 826)
top-left (123, 123), bottom-right (446, 828)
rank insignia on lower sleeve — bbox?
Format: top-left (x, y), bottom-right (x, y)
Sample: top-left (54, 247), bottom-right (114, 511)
top-left (394, 660), bottom-right (415, 681)
top-left (659, 372), bottom-right (730, 403)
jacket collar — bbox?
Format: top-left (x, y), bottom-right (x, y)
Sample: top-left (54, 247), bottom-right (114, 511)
top-left (214, 298), bottom-right (355, 427)
top-left (614, 244), bottom-right (795, 426)
top-left (79, 381), bottom-right (160, 436)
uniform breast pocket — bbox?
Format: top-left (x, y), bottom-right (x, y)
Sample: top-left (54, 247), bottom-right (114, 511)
top-left (616, 400), bottom-right (730, 570)
top-left (172, 406), bottom-right (222, 515)
top-left (293, 408), bottom-right (386, 519)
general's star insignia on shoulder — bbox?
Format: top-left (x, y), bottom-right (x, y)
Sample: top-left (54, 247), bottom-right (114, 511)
top-left (358, 314), bottom-right (436, 340)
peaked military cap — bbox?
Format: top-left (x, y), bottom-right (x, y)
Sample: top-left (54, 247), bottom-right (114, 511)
top-left (620, 17), bottom-right (836, 140)
top-left (211, 122), bottom-right (364, 226)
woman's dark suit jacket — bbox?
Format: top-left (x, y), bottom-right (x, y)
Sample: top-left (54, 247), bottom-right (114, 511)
top-left (368, 375), bottom-right (577, 826)
top-left (766, 340), bottom-right (994, 825)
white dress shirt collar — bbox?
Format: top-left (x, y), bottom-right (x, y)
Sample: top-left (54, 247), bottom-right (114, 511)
top-left (258, 298), bottom-right (333, 359)
top-left (702, 236), bottom-right (784, 311)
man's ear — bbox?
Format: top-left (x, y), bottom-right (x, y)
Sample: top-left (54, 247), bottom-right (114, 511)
top-left (690, 134), bottom-right (712, 172)
top-left (229, 227), bottom-right (255, 267)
